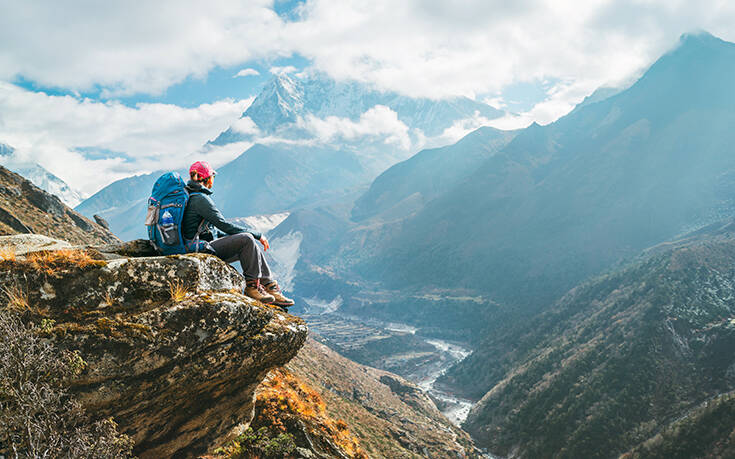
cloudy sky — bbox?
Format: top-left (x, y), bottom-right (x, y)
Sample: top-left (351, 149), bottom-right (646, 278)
top-left (0, 0), bottom-right (734, 196)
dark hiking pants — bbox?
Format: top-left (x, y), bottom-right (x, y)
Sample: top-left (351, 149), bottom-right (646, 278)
top-left (209, 232), bottom-right (271, 280)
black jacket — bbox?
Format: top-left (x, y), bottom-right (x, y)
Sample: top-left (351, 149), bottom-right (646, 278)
top-left (181, 180), bottom-right (262, 241)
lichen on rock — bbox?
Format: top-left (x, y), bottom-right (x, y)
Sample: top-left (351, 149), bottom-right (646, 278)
top-left (0, 234), bottom-right (308, 458)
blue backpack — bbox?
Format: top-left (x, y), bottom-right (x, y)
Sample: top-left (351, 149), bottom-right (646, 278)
top-left (145, 172), bottom-right (198, 255)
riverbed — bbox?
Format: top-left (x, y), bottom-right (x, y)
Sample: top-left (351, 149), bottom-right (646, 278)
top-left (303, 312), bottom-right (476, 426)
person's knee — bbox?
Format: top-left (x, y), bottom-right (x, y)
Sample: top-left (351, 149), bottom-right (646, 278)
top-left (235, 232), bottom-right (256, 247)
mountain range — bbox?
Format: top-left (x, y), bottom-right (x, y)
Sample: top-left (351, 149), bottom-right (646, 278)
top-left (261, 31), bottom-right (735, 458)
top-left (275, 32), bottom-right (735, 342)
top-left (211, 71), bottom-right (503, 143)
top-left (76, 72), bottom-right (505, 241)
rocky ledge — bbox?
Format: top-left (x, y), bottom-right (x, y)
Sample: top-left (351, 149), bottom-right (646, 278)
top-left (0, 235), bottom-right (308, 458)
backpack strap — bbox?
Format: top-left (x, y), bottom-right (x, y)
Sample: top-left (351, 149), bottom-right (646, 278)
top-left (192, 218), bottom-right (208, 253)
top-left (185, 190), bottom-right (209, 253)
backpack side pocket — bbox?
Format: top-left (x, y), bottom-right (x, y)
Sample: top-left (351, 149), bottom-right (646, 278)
top-left (145, 202), bottom-right (159, 226)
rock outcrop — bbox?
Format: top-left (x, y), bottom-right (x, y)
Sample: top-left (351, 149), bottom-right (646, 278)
top-left (0, 235), bottom-right (307, 458)
top-left (94, 214), bottom-right (111, 230)
top-left (0, 166), bottom-right (117, 245)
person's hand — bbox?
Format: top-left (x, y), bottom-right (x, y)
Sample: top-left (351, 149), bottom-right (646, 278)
top-left (259, 236), bottom-right (270, 251)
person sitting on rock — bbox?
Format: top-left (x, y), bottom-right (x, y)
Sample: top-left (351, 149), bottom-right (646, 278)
top-left (181, 160), bottom-right (294, 308)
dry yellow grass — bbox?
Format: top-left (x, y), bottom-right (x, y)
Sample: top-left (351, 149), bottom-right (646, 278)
top-left (0, 246), bottom-right (16, 261)
top-left (255, 369), bottom-right (368, 458)
top-left (24, 249), bottom-right (105, 274)
top-left (2, 284), bottom-right (29, 312)
top-left (168, 280), bottom-right (189, 302)
top-left (102, 291), bottom-right (115, 307)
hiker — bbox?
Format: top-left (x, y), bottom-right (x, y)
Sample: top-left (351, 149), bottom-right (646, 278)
top-left (181, 160), bottom-right (294, 308)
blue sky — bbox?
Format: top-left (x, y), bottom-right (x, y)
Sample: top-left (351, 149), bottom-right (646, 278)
top-left (15, 55), bottom-right (310, 109)
top-left (14, 52), bottom-right (549, 113)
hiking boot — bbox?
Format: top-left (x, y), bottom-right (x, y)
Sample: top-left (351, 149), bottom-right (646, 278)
top-left (244, 279), bottom-right (275, 304)
top-left (263, 280), bottom-right (295, 308)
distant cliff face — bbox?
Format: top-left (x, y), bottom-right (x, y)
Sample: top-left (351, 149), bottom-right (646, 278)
top-left (445, 220), bottom-right (735, 458)
top-left (0, 166), bottom-right (117, 245)
top-left (0, 235), bottom-right (307, 458)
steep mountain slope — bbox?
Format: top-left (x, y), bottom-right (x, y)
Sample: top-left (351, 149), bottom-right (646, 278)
top-left (210, 337), bottom-right (481, 459)
top-left (351, 126), bottom-right (518, 221)
top-left (212, 143), bottom-right (365, 218)
top-left (0, 143), bottom-right (83, 207)
top-left (267, 127), bottom-right (519, 337)
top-left (75, 171), bottom-right (159, 218)
top-left (0, 165), bottom-right (117, 245)
top-left (350, 32), bottom-right (735, 319)
top-left (285, 338), bottom-right (481, 458)
top-left (443, 219), bottom-right (735, 458)
top-left (622, 390), bottom-right (735, 458)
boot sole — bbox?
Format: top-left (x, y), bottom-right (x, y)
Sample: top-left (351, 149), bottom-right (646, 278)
top-left (271, 300), bottom-right (294, 308)
top-left (244, 294), bottom-right (275, 304)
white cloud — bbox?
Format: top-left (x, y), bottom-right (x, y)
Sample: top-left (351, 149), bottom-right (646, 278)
top-left (1, 0), bottom-right (735, 193)
top-left (484, 96), bottom-right (507, 111)
top-left (0, 0), bottom-right (289, 96)
top-left (434, 111), bottom-right (509, 145)
top-left (270, 65), bottom-right (298, 75)
top-left (4, 1), bottom-right (734, 104)
top-left (198, 141), bottom-right (255, 169)
top-left (300, 105), bottom-right (411, 150)
top-left (485, 79), bottom-right (606, 130)
top-left (230, 116), bottom-right (261, 136)
top-left (0, 82), bottom-right (253, 195)
top-left (282, 0), bottom-right (735, 103)
top-left (234, 68), bottom-right (260, 78)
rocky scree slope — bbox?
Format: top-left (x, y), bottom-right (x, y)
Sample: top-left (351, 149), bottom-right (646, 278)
top-left (210, 366), bottom-right (370, 459)
top-left (210, 337), bottom-right (481, 458)
top-left (0, 165), bottom-right (117, 245)
top-left (0, 235), bottom-right (307, 458)
top-left (444, 219), bottom-right (735, 458)
top-left (284, 338), bottom-right (482, 458)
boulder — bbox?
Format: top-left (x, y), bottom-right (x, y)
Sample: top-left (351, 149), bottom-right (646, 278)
top-left (21, 179), bottom-right (66, 217)
top-left (94, 214), bottom-right (111, 230)
top-left (0, 206), bottom-right (32, 233)
top-left (0, 238), bottom-right (308, 458)
top-left (87, 238), bottom-right (159, 258)
top-left (0, 233), bottom-right (72, 254)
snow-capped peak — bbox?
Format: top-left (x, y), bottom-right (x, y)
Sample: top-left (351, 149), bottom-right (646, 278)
top-left (0, 143), bottom-right (85, 207)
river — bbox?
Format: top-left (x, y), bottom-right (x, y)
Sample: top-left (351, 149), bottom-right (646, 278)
top-left (303, 312), bottom-right (477, 426)
top-left (417, 339), bottom-right (475, 425)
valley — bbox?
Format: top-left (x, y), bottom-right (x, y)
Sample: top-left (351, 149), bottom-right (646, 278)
top-left (302, 312), bottom-right (476, 425)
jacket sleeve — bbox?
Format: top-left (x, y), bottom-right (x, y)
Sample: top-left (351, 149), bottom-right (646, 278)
top-left (193, 195), bottom-right (262, 240)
